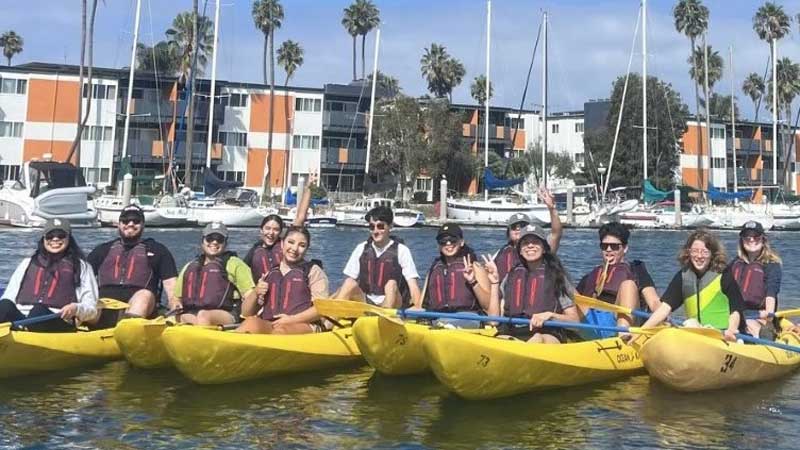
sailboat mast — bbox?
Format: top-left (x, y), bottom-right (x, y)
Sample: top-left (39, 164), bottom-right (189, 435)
top-left (484, 0), bottom-right (491, 201)
top-left (642, 0), bottom-right (647, 180)
top-left (772, 39), bottom-right (778, 186)
top-left (205, 0), bottom-right (221, 169)
top-left (542, 11), bottom-right (547, 187)
top-left (120, 0), bottom-right (142, 161)
top-left (365, 28), bottom-right (381, 175)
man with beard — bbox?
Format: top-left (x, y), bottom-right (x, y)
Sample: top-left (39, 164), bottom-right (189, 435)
top-left (87, 205), bottom-right (179, 319)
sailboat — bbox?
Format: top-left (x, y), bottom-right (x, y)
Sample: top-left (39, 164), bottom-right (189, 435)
top-left (446, 2), bottom-right (550, 225)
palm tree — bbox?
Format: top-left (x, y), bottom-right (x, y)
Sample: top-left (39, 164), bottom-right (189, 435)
top-left (753, 2), bottom-right (791, 185)
top-left (252, 0), bottom-right (284, 199)
top-left (688, 44), bottom-right (723, 99)
top-left (470, 75), bottom-right (493, 106)
top-left (421, 43), bottom-right (464, 100)
top-left (341, 4), bottom-right (359, 81)
top-left (443, 58), bottom-right (466, 102)
top-left (66, 0), bottom-right (99, 166)
top-left (673, 0), bottom-right (709, 189)
top-left (767, 57), bottom-right (800, 187)
top-left (277, 39), bottom-right (303, 195)
top-left (354, 0), bottom-right (380, 80)
top-left (742, 72), bottom-right (766, 108)
top-left (368, 70), bottom-right (401, 97)
top-left (165, 11), bottom-right (214, 82)
top-left (0, 31), bottom-right (23, 66)
top-left (136, 41), bottom-right (181, 75)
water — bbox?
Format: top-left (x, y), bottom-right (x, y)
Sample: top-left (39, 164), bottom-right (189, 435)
top-left (2, 226), bottom-right (800, 449)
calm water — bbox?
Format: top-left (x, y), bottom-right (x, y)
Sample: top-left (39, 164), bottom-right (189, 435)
top-left (2, 226), bottom-right (800, 449)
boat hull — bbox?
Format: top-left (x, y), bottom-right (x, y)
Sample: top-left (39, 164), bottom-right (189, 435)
top-left (114, 318), bottom-right (172, 369)
top-left (352, 316), bottom-right (431, 375)
top-left (424, 331), bottom-right (643, 400)
top-left (446, 199), bottom-right (551, 225)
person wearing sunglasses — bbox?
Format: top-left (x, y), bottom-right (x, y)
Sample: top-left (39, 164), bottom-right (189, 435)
top-left (334, 206), bottom-right (421, 308)
top-left (0, 219), bottom-right (100, 331)
top-left (575, 222), bottom-right (660, 336)
top-left (173, 222), bottom-right (256, 325)
top-left (639, 229), bottom-right (746, 342)
top-left (731, 221), bottom-right (782, 339)
top-left (243, 174), bottom-right (315, 284)
top-left (87, 205), bottom-right (179, 321)
top-left (238, 226), bottom-right (329, 334)
top-left (493, 188), bottom-right (563, 282)
top-left (413, 224), bottom-right (491, 327)
top-left (483, 224), bottom-right (579, 343)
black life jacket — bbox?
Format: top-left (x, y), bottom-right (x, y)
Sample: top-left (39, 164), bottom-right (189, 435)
top-left (494, 242), bottom-right (519, 282)
top-left (96, 240), bottom-right (154, 289)
top-left (357, 237), bottom-right (410, 305)
top-left (181, 251), bottom-right (237, 311)
top-left (579, 262), bottom-right (636, 304)
top-left (17, 255), bottom-right (78, 308)
top-left (731, 259), bottom-right (767, 310)
top-left (245, 240), bottom-right (283, 282)
top-left (424, 252), bottom-right (479, 312)
top-left (261, 260), bottom-right (322, 320)
top-left (503, 263), bottom-right (560, 318)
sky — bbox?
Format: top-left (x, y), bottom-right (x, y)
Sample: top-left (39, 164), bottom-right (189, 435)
top-left (5, 0), bottom-right (800, 120)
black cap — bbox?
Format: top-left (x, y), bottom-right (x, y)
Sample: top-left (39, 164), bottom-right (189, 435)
top-left (119, 204), bottom-right (145, 223)
top-left (507, 213), bottom-right (531, 228)
top-left (436, 223), bottom-right (463, 240)
top-left (740, 220), bottom-right (765, 236)
top-left (43, 218), bottom-right (71, 235)
top-left (517, 224), bottom-right (551, 252)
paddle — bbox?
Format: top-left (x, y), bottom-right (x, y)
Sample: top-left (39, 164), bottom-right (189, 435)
top-left (744, 308), bottom-right (800, 320)
top-left (99, 298), bottom-right (130, 310)
top-left (314, 298), bottom-right (397, 319)
top-left (574, 294), bottom-right (652, 320)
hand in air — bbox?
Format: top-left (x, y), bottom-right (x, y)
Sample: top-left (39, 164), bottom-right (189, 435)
top-left (481, 254), bottom-right (500, 284)
top-left (538, 187), bottom-right (555, 209)
top-left (462, 254), bottom-right (476, 284)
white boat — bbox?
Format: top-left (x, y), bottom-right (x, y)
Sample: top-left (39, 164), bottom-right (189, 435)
top-left (95, 194), bottom-right (194, 227)
top-left (334, 197), bottom-right (425, 228)
top-left (0, 160), bottom-right (97, 228)
top-left (703, 204), bottom-right (774, 230)
top-left (188, 187), bottom-right (276, 227)
top-left (656, 206), bottom-right (713, 228)
top-left (446, 196), bottom-right (550, 225)
top-left (278, 206), bottom-right (338, 228)
top-left (770, 203), bottom-right (800, 230)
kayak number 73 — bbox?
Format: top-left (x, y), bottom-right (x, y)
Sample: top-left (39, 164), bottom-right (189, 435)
top-left (719, 354), bottom-right (737, 373)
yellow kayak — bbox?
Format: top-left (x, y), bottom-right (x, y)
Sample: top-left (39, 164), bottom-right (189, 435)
top-left (0, 328), bottom-right (121, 378)
top-left (424, 330), bottom-right (643, 400)
top-left (636, 326), bottom-right (800, 392)
top-left (113, 318), bottom-right (172, 369)
top-left (161, 325), bottom-right (363, 384)
top-left (352, 316), bottom-right (432, 375)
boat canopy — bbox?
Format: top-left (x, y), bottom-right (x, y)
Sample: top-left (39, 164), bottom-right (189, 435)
top-left (203, 167), bottom-right (242, 195)
top-left (28, 161), bottom-right (87, 196)
top-left (707, 185), bottom-right (752, 202)
top-left (484, 168), bottom-right (524, 190)
top-left (643, 180), bottom-right (670, 203)
top-left (285, 188), bottom-right (329, 206)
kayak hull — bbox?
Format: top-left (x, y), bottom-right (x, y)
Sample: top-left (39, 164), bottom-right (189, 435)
top-left (424, 331), bottom-right (643, 400)
top-left (162, 326), bottom-right (363, 384)
top-left (114, 318), bottom-right (171, 369)
top-left (0, 328), bottom-right (121, 378)
top-left (353, 316), bottom-right (431, 375)
top-left (637, 327), bottom-right (800, 392)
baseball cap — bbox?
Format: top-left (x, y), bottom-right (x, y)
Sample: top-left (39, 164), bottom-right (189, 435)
top-left (119, 204), bottom-right (145, 223)
top-left (436, 223), bottom-right (463, 240)
top-left (517, 224), bottom-right (550, 252)
top-left (203, 221), bottom-right (229, 239)
top-left (507, 213), bottom-right (531, 228)
top-left (740, 220), bottom-right (765, 237)
top-left (43, 218), bottom-right (71, 235)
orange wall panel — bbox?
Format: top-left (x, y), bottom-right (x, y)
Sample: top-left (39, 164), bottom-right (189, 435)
top-left (246, 148), bottom-right (287, 188)
top-left (26, 78), bottom-right (80, 123)
top-left (513, 130), bottom-right (526, 150)
top-left (249, 94), bottom-right (293, 132)
top-left (152, 141), bottom-right (164, 157)
top-left (338, 147), bottom-right (348, 163)
top-left (23, 139), bottom-right (72, 162)
top-left (681, 125), bottom-right (709, 156)
top-left (681, 167), bottom-right (709, 190)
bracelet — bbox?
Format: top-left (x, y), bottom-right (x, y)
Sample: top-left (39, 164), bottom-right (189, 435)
top-left (468, 279), bottom-right (478, 287)
top-left (491, 281), bottom-right (500, 285)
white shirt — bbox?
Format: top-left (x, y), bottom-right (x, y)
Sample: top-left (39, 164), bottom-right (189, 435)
top-left (343, 239), bottom-right (419, 305)
top-left (2, 257), bottom-right (100, 323)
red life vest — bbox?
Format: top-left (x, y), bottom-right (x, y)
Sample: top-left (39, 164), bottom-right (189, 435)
top-left (357, 238), bottom-right (410, 304)
top-left (494, 243), bottom-right (519, 282)
top-left (97, 240), bottom-right (153, 289)
top-left (16, 255), bottom-right (78, 308)
top-left (260, 260), bottom-right (321, 320)
top-left (424, 257), bottom-right (478, 312)
top-left (579, 262), bottom-right (636, 304)
top-left (731, 259), bottom-right (767, 310)
top-left (247, 241), bottom-right (283, 282)
top-left (503, 264), bottom-right (559, 318)
top-left (181, 252), bottom-right (236, 311)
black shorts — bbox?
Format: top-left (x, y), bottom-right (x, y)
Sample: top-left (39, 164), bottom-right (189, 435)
top-left (499, 323), bottom-right (570, 343)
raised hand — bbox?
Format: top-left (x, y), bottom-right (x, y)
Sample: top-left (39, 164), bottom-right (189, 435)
top-left (481, 254), bottom-right (500, 284)
top-left (462, 254), bottom-right (476, 283)
top-left (256, 273), bottom-right (269, 300)
top-left (538, 187), bottom-right (555, 209)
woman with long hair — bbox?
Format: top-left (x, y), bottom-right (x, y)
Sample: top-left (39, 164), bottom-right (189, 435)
top-left (484, 224), bottom-right (579, 344)
top-left (0, 219), bottom-right (99, 331)
top-left (639, 229), bottom-right (746, 341)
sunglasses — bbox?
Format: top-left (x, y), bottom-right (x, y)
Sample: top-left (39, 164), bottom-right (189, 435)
top-left (742, 235), bottom-right (763, 243)
top-left (599, 242), bottom-right (623, 251)
top-left (120, 217), bottom-right (143, 225)
top-left (204, 234), bottom-right (226, 244)
top-left (509, 223), bottom-right (527, 231)
top-left (437, 237), bottom-right (460, 246)
top-left (368, 222), bottom-right (387, 231)
top-left (45, 231), bottom-right (68, 241)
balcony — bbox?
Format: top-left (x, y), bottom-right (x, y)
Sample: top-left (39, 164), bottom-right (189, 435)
top-left (726, 168), bottom-right (775, 185)
top-left (117, 98), bottom-right (225, 126)
top-left (114, 139), bottom-right (220, 164)
top-left (727, 138), bottom-right (774, 154)
top-left (320, 146), bottom-right (366, 169)
top-left (323, 111), bottom-right (366, 130)
top-left (462, 124), bottom-right (512, 142)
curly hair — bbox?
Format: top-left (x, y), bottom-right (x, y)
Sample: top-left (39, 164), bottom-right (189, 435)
top-left (677, 229), bottom-right (727, 273)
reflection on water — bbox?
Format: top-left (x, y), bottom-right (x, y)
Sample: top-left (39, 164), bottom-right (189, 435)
top-left (2, 228), bottom-right (800, 448)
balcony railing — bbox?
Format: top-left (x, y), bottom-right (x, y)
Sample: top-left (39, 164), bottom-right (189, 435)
top-left (462, 124), bottom-right (512, 141)
top-left (320, 146), bottom-right (366, 168)
top-left (117, 98), bottom-right (225, 125)
top-left (323, 111), bottom-right (366, 129)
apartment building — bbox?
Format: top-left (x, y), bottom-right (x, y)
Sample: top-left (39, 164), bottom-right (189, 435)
top-left (547, 110), bottom-right (585, 168)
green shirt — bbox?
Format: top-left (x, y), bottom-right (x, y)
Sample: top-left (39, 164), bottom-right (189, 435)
top-left (174, 256), bottom-right (255, 300)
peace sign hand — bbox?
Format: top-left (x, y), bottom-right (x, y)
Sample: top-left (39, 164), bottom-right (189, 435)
top-left (538, 187), bottom-right (555, 210)
top-left (462, 254), bottom-right (476, 283)
top-left (481, 254), bottom-right (500, 284)
top-left (256, 273), bottom-right (269, 299)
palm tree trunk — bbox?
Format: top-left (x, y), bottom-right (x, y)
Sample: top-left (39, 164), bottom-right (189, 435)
top-left (282, 76), bottom-right (291, 201)
top-left (6, 57), bottom-right (10, 66)
top-left (70, 0), bottom-right (87, 166)
top-left (67, 0), bottom-right (98, 168)
top-left (361, 34), bottom-right (366, 80)
top-left (265, 28), bottom-right (275, 202)
top-left (184, 0), bottom-right (199, 189)
top-left (351, 35), bottom-right (357, 81)
top-left (262, 37), bottom-right (268, 84)
top-left (691, 38), bottom-right (703, 191)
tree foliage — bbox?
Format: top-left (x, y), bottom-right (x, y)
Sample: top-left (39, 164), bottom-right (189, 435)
top-left (420, 43), bottom-right (465, 101)
top-left (707, 93), bottom-right (739, 121)
top-left (135, 42), bottom-right (181, 75)
top-left (0, 31), bottom-right (23, 66)
top-left (166, 11), bottom-right (214, 80)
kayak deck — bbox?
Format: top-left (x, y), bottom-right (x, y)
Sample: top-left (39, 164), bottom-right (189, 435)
top-left (353, 316), bottom-right (431, 376)
top-left (161, 326), bottom-right (363, 384)
top-left (0, 328), bottom-right (121, 378)
top-left (114, 318), bottom-right (171, 369)
top-left (637, 327), bottom-right (800, 392)
top-left (424, 330), bottom-right (643, 400)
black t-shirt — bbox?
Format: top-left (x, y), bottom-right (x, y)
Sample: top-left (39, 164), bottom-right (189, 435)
top-left (87, 238), bottom-right (178, 300)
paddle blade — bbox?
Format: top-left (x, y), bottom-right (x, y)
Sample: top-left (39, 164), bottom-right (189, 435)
top-left (313, 298), bottom-right (396, 319)
top-left (774, 308), bottom-right (800, 318)
top-left (574, 294), bottom-right (634, 316)
top-left (100, 298), bottom-right (130, 310)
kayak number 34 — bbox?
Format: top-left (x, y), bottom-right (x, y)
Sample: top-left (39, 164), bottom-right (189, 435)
top-left (720, 354), bottom-right (738, 373)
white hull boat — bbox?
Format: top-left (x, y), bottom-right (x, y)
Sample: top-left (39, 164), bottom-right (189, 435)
top-left (95, 195), bottom-right (194, 227)
top-left (188, 187), bottom-right (275, 227)
top-left (703, 205), bottom-right (774, 230)
top-left (446, 197), bottom-right (550, 225)
top-left (770, 204), bottom-right (800, 230)
top-left (334, 198), bottom-right (425, 228)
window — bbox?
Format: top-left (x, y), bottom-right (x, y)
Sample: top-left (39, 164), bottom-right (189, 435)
top-left (16, 79), bottom-right (26, 94)
top-left (220, 170), bottom-right (245, 182)
top-left (228, 93), bottom-right (247, 108)
top-left (711, 128), bottom-right (725, 139)
top-left (0, 164), bottom-right (20, 181)
top-left (100, 168), bottom-right (110, 182)
top-left (295, 97), bottom-right (322, 112)
top-left (506, 118), bottom-right (525, 129)
top-left (712, 157), bottom-right (726, 169)
top-left (551, 123), bottom-right (559, 134)
top-left (0, 77), bottom-right (25, 94)
top-left (293, 134), bottom-right (320, 149)
top-left (81, 126), bottom-right (113, 141)
top-left (217, 131), bottom-right (247, 146)
top-left (415, 177), bottom-right (433, 192)
top-left (0, 121), bottom-right (23, 137)
top-left (575, 152), bottom-right (585, 165)
top-left (575, 122), bottom-right (584, 133)
top-left (82, 84), bottom-right (116, 100)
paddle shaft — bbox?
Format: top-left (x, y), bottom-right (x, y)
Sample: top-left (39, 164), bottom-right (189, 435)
top-left (9, 312), bottom-right (62, 329)
top-left (397, 310), bottom-right (630, 334)
top-left (735, 333), bottom-right (800, 353)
